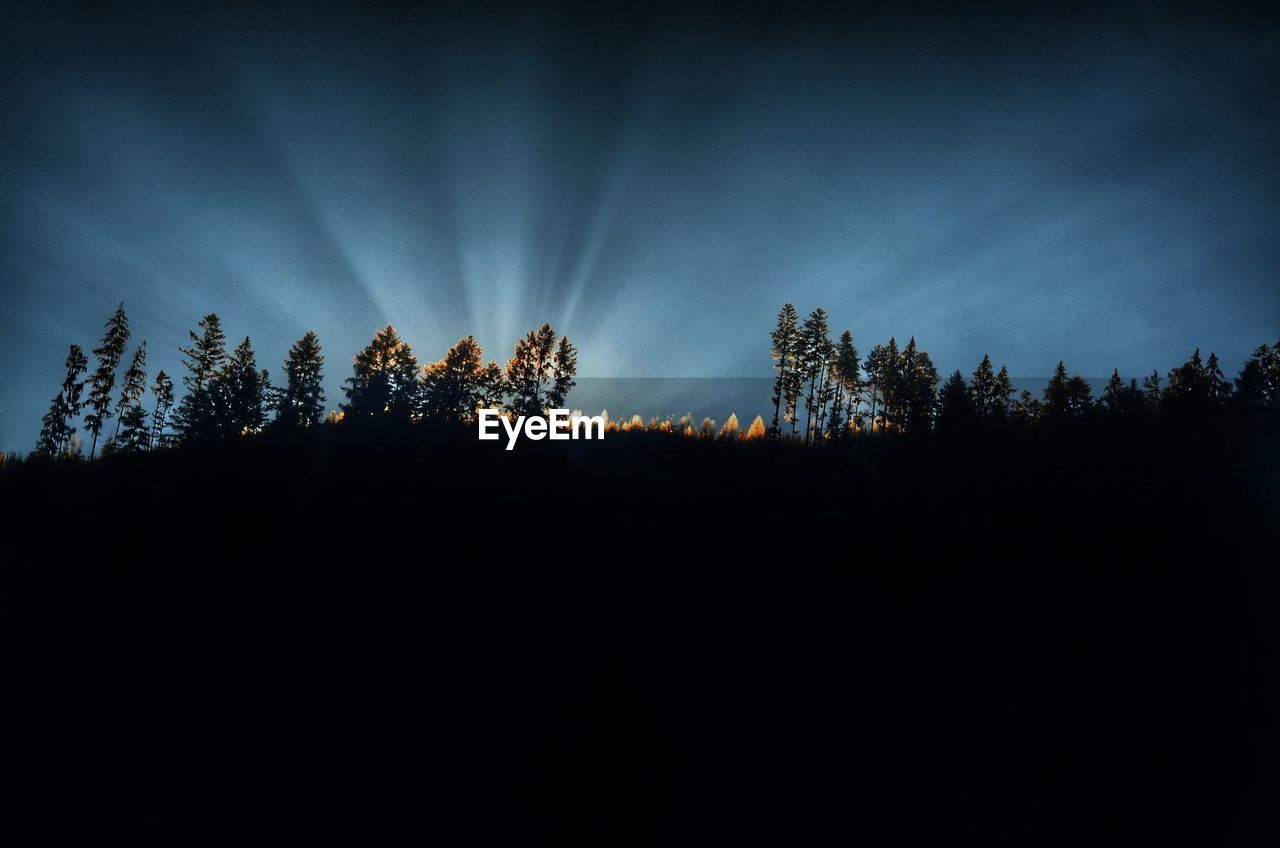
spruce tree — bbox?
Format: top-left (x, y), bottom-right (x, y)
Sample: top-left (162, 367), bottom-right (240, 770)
top-left (827, 329), bottom-right (859, 437)
top-left (503, 323), bottom-right (577, 416)
top-left (968, 354), bottom-right (996, 418)
top-left (937, 370), bottom-right (973, 430)
top-left (150, 370), bottom-right (175, 448)
top-left (993, 365), bottom-right (1016, 418)
top-left (276, 330), bottom-right (326, 429)
top-left (36, 345), bottom-right (89, 456)
top-left (422, 335), bottom-right (486, 423)
top-left (218, 336), bottom-right (269, 435)
top-left (83, 304), bottom-right (131, 458)
top-left (797, 308), bottom-right (833, 445)
top-left (116, 401), bottom-right (151, 453)
top-left (173, 314), bottom-right (228, 442)
top-left (1205, 352), bottom-right (1232, 405)
top-left (769, 303), bottom-right (801, 439)
top-left (343, 325), bottom-right (421, 420)
top-left (111, 342), bottom-right (148, 444)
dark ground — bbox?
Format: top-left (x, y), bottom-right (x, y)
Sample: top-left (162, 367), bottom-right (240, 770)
top-left (1, 420), bottom-right (1278, 844)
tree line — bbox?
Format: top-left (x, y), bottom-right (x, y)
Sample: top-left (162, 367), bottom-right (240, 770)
top-left (769, 301), bottom-right (1280, 441)
top-left (30, 305), bottom-right (578, 458)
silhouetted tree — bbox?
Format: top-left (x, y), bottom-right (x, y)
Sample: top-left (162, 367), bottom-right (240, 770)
top-left (478, 360), bottom-right (506, 410)
top-left (864, 342), bottom-right (888, 431)
top-left (968, 354), bottom-right (996, 418)
top-left (422, 335), bottom-right (488, 423)
top-left (1013, 389), bottom-right (1042, 425)
top-left (219, 337), bottom-right (270, 435)
top-left (1205, 352), bottom-right (1232, 406)
top-left (116, 400), bottom-right (150, 453)
top-left (150, 370), bottom-right (174, 449)
top-left (110, 342), bottom-right (148, 444)
top-left (83, 304), bottom-right (131, 458)
top-left (899, 338), bottom-right (939, 433)
top-left (769, 303), bottom-right (801, 439)
top-left (504, 323), bottom-right (577, 416)
top-left (826, 329), bottom-right (859, 437)
top-left (937, 369), bottom-right (974, 430)
top-left (36, 344), bottom-right (89, 456)
top-left (1100, 369), bottom-right (1143, 419)
top-left (993, 365), bottom-right (1016, 418)
top-left (275, 330), bottom-right (326, 429)
top-left (797, 308), bottom-right (833, 445)
top-left (1142, 369), bottom-right (1163, 417)
top-left (1234, 342), bottom-right (1280, 410)
top-left (1043, 360), bottom-right (1091, 419)
top-left (173, 314), bottom-right (228, 442)
top-left (343, 325), bottom-right (420, 420)
top-left (1163, 348), bottom-right (1213, 419)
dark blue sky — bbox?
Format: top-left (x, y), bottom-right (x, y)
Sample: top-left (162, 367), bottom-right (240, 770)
top-left (3, 1), bottom-right (1278, 451)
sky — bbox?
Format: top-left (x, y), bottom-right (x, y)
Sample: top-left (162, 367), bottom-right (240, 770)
top-left (2, 0), bottom-right (1278, 452)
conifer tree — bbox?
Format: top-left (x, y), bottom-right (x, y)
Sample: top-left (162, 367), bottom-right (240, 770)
top-left (992, 365), bottom-right (1016, 418)
top-left (37, 345), bottom-right (89, 456)
top-left (968, 354), bottom-right (996, 418)
top-left (421, 335), bottom-right (487, 423)
top-left (769, 303), bottom-right (801, 439)
top-left (899, 338), bottom-right (939, 433)
top-left (343, 325), bottom-right (421, 420)
top-left (504, 323), bottom-right (577, 416)
top-left (83, 304), bottom-right (131, 458)
top-left (797, 308), bottom-right (833, 445)
top-left (274, 330), bottom-right (326, 429)
top-left (150, 370), bottom-right (174, 448)
top-left (937, 370), bottom-right (973, 429)
top-left (111, 342), bottom-right (148, 443)
top-left (1234, 342), bottom-right (1280, 410)
top-left (826, 329), bottom-right (859, 437)
top-left (173, 313), bottom-right (228, 442)
top-left (1044, 360), bottom-right (1092, 418)
top-left (1142, 369), bottom-right (1163, 416)
top-left (116, 400), bottom-right (151, 453)
top-left (1205, 352), bottom-right (1232, 405)
top-left (219, 336), bottom-right (269, 435)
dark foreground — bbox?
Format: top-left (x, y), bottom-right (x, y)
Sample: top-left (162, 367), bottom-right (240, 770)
top-left (2, 422), bottom-right (1278, 845)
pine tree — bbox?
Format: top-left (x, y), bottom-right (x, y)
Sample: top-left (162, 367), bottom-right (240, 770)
top-left (1043, 360), bottom-right (1090, 418)
top-left (36, 345), bottom-right (89, 456)
top-left (826, 329), bottom-right (859, 438)
top-left (273, 331), bottom-right (326, 429)
top-left (797, 308), bottom-right (833, 445)
top-left (116, 401), bottom-right (151, 453)
top-left (993, 365), bottom-right (1016, 418)
top-left (110, 342), bottom-right (148, 444)
top-left (1233, 342), bottom-right (1280, 410)
top-left (864, 343), bottom-right (887, 432)
top-left (219, 336), bottom-right (269, 435)
top-left (937, 370), bottom-right (973, 430)
top-left (477, 361), bottom-right (506, 410)
top-left (343, 325), bottom-right (421, 420)
top-left (421, 335), bottom-right (486, 423)
top-left (173, 314), bottom-right (228, 442)
top-left (150, 370), bottom-right (174, 448)
top-left (504, 323), bottom-right (577, 416)
top-left (551, 335), bottom-right (578, 409)
top-left (1163, 348), bottom-right (1210, 417)
top-left (83, 304), bottom-right (131, 458)
top-left (1142, 369), bottom-right (1162, 416)
top-left (1205, 352), bottom-right (1232, 405)
top-left (769, 303), bottom-right (801, 439)
top-left (899, 338), bottom-right (939, 433)
top-left (968, 354), bottom-right (996, 418)
top-left (1101, 369), bottom-right (1126, 416)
